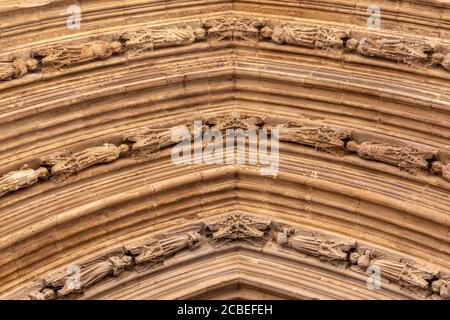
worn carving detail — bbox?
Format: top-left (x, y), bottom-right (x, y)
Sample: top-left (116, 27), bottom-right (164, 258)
top-left (28, 231), bottom-right (202, 300)
top-left (42, 143), bottom-right (129, 183)
top-left (432, 53), bottom-right (450, 71)
top-left (261, 23), bottom-right (347, 50)
top-left (127, 231), bottom-right (202, 266)
top-left (346, 37), bottom-right (434, 65)
top-left (0, 165), bottom-right (48, 198)
top-left (206, 214), bottom-right (271, 246)
top-left (349, 249), bottom-right (438, 290)
top-left (431, 161), bottom-right (450, 182)
top-left (0, 57), bottom-right (38, 81)
top-left (32, 40), bottom-right (122, 69)
top-left (346, 141), bottom-right (435, 173)
top-left (431, 279), bottom-right (450, 300)
top-left (277, 228), bottom-right (355, 262)
top-left (120, 26), bottom-right (206, 53)
top-left (123, 124), bottom-right (203, 157)
top-left (278, 124), bottom-right (350, 151)
top-left (203, 16), bottom-right (263, 41)
top-left (206, 112), bottom-right (265, 131)
top-left (29, 255), bottom-right (132, 300)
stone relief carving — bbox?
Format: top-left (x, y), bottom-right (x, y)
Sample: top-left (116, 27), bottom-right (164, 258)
top-left (432, 53), bottom-right (450, 71)
top-left (346, 36), bottom-right (434, 65)
top-left (205, 112), bottom-right (265, 131)
top-left (346, 141), bottom-right (435, 174)
top-left (205, 214), bottom-right (271, 246)
top-left (32, 40), bottom-right (122, 69)
top-left (120, 25), bottom-right (206, 53)
top-left (29, 254), bottom-right (132, 300)
top-left (26, 215), bottom-right (450, 300)
top-left (41, 143), bottom-right (129, 183)
top-left (123, 124), bottom-right (205, 158)
top-left (431, 279), bottom-right (450, 300)
top-left (349, 249), bottom-right (439, 291)
top-left (0, 165), bottom-right (48, 198)
top-left (276, 227), bottom-right (355, 262)
top-left (28, 231), bottom-right (202, 300)
top-left (127, 231), bottom-right (202, 266)
top-left (431, 161), bottom-right (450, 182)
top-left (277, 124), bottom-right (350, 151)
top-left (203, 16), bottom-right (263, 42)
top-left (261, 22), bottom-right (347, 50)
top-left (0, 57), bottom-right (38, 81)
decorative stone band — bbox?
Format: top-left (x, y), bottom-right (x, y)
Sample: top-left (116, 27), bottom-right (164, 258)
top-left (1, 112), bottom-right (448, 199)
top-left (2, 15), bottom-right (450, 82)
top-left (27, 213), bottom-right (450, 300)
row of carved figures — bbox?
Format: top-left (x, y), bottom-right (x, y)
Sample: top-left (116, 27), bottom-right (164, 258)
top-left (28, 213), bottom-right (449, 300)
top-left (2, 16), bottom-right (450, 81)
top-left (1, 112), bottom-right (449, 199)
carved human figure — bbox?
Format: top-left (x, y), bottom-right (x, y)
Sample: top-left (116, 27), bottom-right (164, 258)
top-left (261, 24), bottom-right (345, 50)
top-left (346, 141), bottom-right (435, 173)
top-left (0, 165), bottom-right (48, 198)
top-left (203, 17), bottom-right (263, 41)
top-left (350, 250), bottom-right (436, 289)
top-left (42, 144), bottom-right (129, 182)
top-left (28, 288), bottom-right (57, 301)
top-left (121, 26), bottom-right (206, 53)
top-left (129, 231), bottom-right (202, 265)
top-left (206, 112), bottom-right (264, 131)
top-left (277, 228), bottom-right (355, 262)
top-left (432, 53), bottom-right (450, 71)
top-left (346, 37), bottom-right (431, 65)
top-left (33, 40), bottom-right (122, 69)
top-left (74, 143), bottom-right (129, 170)
top-left (0, 57), bottom-right (38, 81)
top-left (278, 125), bottom-right (350, 151)
top-left (431, 161), bottom-right (450, 182)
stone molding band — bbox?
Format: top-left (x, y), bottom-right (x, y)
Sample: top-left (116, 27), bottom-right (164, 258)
top-left (27, 213), bottom-right (449, 300)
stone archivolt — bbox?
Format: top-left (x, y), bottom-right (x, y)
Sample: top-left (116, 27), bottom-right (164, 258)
top-left (1, 112), bottom-right (448, 198)
top-left (2, 14), bottom-right (450, 83)
top-left (1, 1), bottom-right (450, 301)
top-left (26, 213), bottom-right (450, 300)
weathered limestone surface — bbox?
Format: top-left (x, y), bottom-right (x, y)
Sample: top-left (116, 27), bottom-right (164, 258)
top-left (0, 0), bottom-right (449, 301)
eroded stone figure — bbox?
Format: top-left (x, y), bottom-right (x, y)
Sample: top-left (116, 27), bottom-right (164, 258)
top-left (432, 279), bottom-right (450, 299)
top-left (346, 141), bottom-right (435, 173)
top-left (431, 161), bottom-right (450, 182)
top-left (75, 143), bottom-right (129, 170)
top-left (121, 26), bottom-right (206, 53)
top-left (0, 165), bottom-right (48, 198)
top-left (29, 255), bottom-right (132, 300)
top-left (278, 124), bottom-right (350, 151)
top-left (203, 16), bottom-right (263, 41)
top-left (33, 40), bottom-right (122, 69)
top-left (42, 144), bottom-right (129, 182)
top-left (277, 228), bottom-right (355, 262)
top-left (206, 214), bottom-right (271, 246)
top-left (346, 37), bottom-right (433, 65)
top-left (127, 231), bottom-right (202, 265)
top-left (349, 250), bottom-right (437, 289)
top-left (432, 53), bottom-right (450, 71)
top-left (261, 23), bottom-right (346, 50)
top-left (206, 112), bottom-right (264, 131)
top-left (0, 57), bottom-right (38, 81)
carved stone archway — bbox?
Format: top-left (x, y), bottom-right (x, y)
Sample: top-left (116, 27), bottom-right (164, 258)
top-left (0, 0), bottom-right (449, 300)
